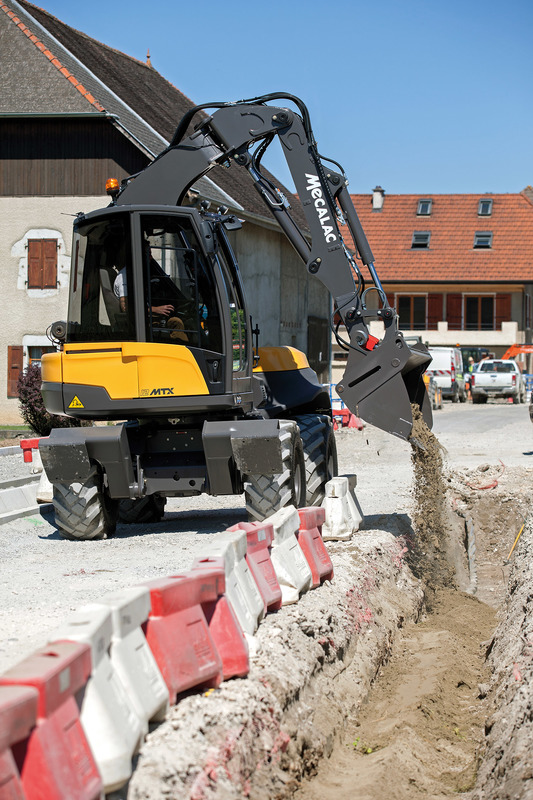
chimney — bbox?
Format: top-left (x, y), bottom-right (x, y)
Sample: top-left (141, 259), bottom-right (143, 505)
top-left (372, 186), bottom-right (385, 211)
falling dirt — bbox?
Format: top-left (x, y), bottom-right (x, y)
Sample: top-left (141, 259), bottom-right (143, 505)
top-left (408, 406), bottom-right (455, 594)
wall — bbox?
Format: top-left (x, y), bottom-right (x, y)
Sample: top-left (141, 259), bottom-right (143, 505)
top-left (229, 223), bottom-right (330, 370)
top-left (0, 195), bottom-right (106, 423)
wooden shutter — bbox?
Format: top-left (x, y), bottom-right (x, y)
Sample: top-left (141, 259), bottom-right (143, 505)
top-left (446, 294), bottom-right (462, 330)
top-left (42, 239), bottom-right (57, 288)
top-left (27, 239), bottom-right (57, 289)
top-left (427, 294), bottom-right (443, 330)
top-left (7, 345), bottom-right (23, 398)
top-left (495, 294), bottom-right (511, 329)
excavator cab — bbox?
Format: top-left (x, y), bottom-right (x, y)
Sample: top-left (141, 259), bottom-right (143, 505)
top-left (43, 205), bottom-right (257, 420)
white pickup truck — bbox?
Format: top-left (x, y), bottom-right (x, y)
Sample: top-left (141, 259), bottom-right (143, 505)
top-left (470, 359), bottom-right (527, 404)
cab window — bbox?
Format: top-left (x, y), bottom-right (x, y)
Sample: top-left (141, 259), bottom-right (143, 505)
top-left (141, 215), bottom-right (223, 353)
top-left (215, 247), bottom-right (248, 372)
top-left (67, 214), bottom-right (135, 343)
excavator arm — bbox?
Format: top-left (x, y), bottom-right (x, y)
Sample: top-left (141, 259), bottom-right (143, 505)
top-left (116, 93), bottom-right (432, 440)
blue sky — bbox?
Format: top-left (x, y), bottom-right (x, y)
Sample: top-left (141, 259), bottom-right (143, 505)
top-left (33, 0), bottom-right (532, 195)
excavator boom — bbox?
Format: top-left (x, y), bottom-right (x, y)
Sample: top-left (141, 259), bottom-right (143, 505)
top-left (114, 93), bottom-right (431, 440)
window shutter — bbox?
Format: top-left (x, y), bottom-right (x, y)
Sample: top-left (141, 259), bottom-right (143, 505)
top-left (495, 294), bottom-right (511, 329)
top-left (7, 345), bottom-right (23, 398)
top-left (27, 240), bottom-right (42, 289)
top-left (427, 294), bottom-right (443, 330)
top-left (446, 294), bottom-right (462, 330)
top-left (42, 239), bottom-right (57, 289)
top-left (27, 239), bottom-right (57, 289)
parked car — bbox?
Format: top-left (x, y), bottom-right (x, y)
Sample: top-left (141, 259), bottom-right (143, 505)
top-left (470, 359), bottom-right (527, 404)
top-left (426, 347), bottom-right (467, 403)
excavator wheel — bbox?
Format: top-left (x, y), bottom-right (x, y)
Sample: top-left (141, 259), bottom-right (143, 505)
top-left (294, 414), bottom-right (338, 506)
top-left (53, 466), bottom-right (118, 541)
top-left (244, 420), bottom-right (306, 522)
top-left (118, 495), bottom-right (166, 524)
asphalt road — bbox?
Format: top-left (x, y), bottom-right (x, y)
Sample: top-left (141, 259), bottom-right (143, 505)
top-left (432, 400), bottom-right (533, 466)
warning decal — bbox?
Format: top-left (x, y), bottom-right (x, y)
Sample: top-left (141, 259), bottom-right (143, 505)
top-left (68, 396), bottom-right (84, 409)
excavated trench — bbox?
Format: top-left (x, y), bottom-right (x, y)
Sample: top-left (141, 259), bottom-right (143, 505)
top-left (294, 413), bottom-right (533, 800)
top-left (121, 416), bottom-right (532, 800)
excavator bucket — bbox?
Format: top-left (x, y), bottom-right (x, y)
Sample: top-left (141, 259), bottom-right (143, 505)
top-left (337, 333), bottom-right (432, 441)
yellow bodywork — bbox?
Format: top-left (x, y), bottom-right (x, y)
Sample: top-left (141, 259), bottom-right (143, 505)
top-left (42, 342), bottom-right (209, 399)
top-left (253, 346), bottom-right (309, 373)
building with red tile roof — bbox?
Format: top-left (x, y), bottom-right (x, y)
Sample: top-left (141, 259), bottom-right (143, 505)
top-left (331, 187), bottom-right (533, 381)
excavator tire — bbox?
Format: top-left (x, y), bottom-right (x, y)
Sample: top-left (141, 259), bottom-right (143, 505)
top-left (118, 496), bottom-right (166, 524)
top-left (53, 466), bottom-right (118, 541)
top-left (294, 414), bottom-right (338, 506)
top-left (244, 420), bottom-right (306, 522)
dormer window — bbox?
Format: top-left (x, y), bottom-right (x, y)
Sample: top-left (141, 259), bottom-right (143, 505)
top-left (474, 231), bottom-right (493, 249)
top-left (417, 198), bottom-right (432, 216)
top-left (478, 198), bottom-right (493, 216)
top-left (412, 231), bottom-right (431, 249)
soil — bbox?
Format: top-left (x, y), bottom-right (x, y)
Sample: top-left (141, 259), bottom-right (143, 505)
top-left (295, 588), bottom-right (495, 799)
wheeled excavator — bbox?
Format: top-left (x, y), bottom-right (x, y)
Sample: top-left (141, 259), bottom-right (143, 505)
top-left (39, 93), bottom-right (432, 540)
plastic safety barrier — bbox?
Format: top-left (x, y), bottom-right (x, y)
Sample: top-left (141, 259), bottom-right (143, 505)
top-left (0, 641), bottom-right (103, 800)
top-left (143, 572), bottom-right (224, 702)
top-left (264, 505), bottom-right (313, 605)
top-left (321, 475), bottom-right (363, 541)
top-left (189, 558), bottom-right (250, 680)
top-left (19, 437), bottom-right (53, 503)
top-left (228, 520), bottom-right (282, 612)
top-left (87, 586), bottom-right (169, 726)
top-left (297, 507), bottom-right (334, 587)
top-left (50, 605), bottom-right (145, 793)
top-left (0, 685), bottom-right (38, 799)
top-left (194, 530), bottom-right (264, 636)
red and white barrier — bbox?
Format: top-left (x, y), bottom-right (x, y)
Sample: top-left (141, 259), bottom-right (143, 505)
top-left (20, 437), bottom-right (53, 503)
top-left (50, 605), bottom-right (145, 793)
top-left (195, 530), bottom-right (264, 636)
top-left (87, 586), bottom-right (169, 725)
top-left (0, 641), bottom-right (103, 800)
top-left (190, 558), bottom-right (250, 680)
top-left (296, 507), bottom-right (334, 587)
top-left (0, 685), bottom-right (38, 799)
top-left (228, 520), bottom-right (283, 612)
top-left (321, 475), bottom-right (363, 541)
top-left (143, 573), bottom-right (224, 702)
top-left (266, 506), bottom-right (313, 605)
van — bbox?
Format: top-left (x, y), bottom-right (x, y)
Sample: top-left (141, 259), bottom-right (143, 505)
top-left (427, 347), bottom-right (467, 403)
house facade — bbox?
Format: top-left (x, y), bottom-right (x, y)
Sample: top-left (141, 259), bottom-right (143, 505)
top-left (0, 0), bottom-right (330, 423)
top-left (332, 187), bottom-right (533, 386)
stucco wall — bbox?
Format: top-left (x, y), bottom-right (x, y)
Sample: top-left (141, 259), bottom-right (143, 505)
top-left (0, 195), bottom-right (107, 424)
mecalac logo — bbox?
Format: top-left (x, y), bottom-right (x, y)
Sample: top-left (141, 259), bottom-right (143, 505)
top-left (149, 387), bottom-right (175, 396)
top-left (305, 174), bottom-right (337, 244)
